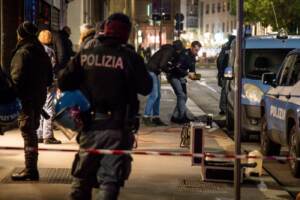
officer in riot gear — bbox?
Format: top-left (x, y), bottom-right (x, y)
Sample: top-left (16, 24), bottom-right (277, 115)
top-left (58, 13), bottom-right (152, 200)
top-left (10, 21), bottom-right (53, 181)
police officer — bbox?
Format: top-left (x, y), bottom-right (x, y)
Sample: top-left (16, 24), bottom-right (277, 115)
top-left (10, 21), bottom-right (53, 181)
top-left (57, 13), bottom-right (152, 200)
top-left (168, 41), bottom-right (201, 124)
top-left (216, 35), bottom-right (235, 115)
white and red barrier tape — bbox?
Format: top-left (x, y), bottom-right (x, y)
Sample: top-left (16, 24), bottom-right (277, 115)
top-left (0, 146), bottom-right (299, 161)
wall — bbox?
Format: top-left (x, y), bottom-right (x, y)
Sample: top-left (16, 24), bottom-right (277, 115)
top-left (67, 0), bottom-right (83, 48)
top-left (1, 0), bottom-right (23, 68)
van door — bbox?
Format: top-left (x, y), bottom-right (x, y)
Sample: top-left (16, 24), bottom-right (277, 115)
top-left (266, 54), bottom-right (297, 142)
top-left (284, 55), bottom-right (300, 144)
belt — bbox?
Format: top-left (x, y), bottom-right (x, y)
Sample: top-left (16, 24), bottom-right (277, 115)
top-left (89, 112), bottom-right (124, 131)
top-left (94, 113), bottom-right (111, 121)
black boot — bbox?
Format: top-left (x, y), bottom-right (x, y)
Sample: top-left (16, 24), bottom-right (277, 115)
top-left (97, 183), bottom-right (120, 200)
top-left (11, 168), bottom-right (39, 181)
top-left (152, 117), bottom-right (167, 126)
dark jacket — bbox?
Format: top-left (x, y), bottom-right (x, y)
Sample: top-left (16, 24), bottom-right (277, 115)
top-left (147, 44), bottom-right (177, 75)
top-left (83, 34), bottom-right (102, 50)
top-left (169, 49), bottom-right (196, 78)
top-left (52, 30), bottom-right (75, 73)
top-left (10, 37), bottom-right (53, 104)
top-left (217, 42), bottom-right (231, 85)
top-left (58, 38), bottom-right (152, 125)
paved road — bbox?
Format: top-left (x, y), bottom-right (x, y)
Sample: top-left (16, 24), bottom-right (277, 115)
top-left (188, 67), bottom-right (300, 198)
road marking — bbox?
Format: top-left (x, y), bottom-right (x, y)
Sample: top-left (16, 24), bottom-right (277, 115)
top-left (257, 180), bottom-right (268, 191)
top-left (161, 85), bottom-right (206, 116)
top-left (196, 80), bottom-right (218, 94)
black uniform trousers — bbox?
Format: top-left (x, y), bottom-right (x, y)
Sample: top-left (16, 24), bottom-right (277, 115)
top-left (219, 78), bottom-right (227, 113)
top-left (18, 100), bottom-right (44, 172)
top-left (70, 121), bottom-right (134, 200)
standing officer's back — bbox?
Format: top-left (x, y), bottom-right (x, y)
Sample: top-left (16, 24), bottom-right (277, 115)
top-left (58, 13), bottom-right (152, 200)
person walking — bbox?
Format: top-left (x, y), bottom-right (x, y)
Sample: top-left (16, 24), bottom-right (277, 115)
top-left (217, 35), bottom-right (235, 115)
top-left (84, 21), bottom-right (106, 49)
top-left (168, 41), bottom-right (201, 124)
top-left (78, 23), bottom-right (95, 51)
top-left (10, 21), bottom-right (53, 181)
top-left (36, 30), bottom-right (61, 144)
top-left (58, 13), bottom-right (152, 200)
top-left (142, 40), bottom-right (184, 126)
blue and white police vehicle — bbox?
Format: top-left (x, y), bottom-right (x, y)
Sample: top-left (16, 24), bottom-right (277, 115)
top-left (224, 32), bottom-right (300, 140)
top-left (261, 49), bottom-right (300, 177)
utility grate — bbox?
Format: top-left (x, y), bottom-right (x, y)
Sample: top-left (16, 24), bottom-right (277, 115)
top-left (0, 168), bottom-right (72, 184)
top-left (178, 178), bottom-right (230, 193)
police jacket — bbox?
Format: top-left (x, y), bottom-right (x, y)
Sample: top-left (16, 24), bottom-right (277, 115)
top-left (58, 38), bottom-right (152, 123)
top-left (10, 37), bottom-right (53, 104)
top-left (169, 49), bottom-right (196, 78)
top-left (147, 44), bottom-right (176, 75)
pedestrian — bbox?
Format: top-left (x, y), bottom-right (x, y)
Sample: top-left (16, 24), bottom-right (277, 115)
top-left (84, 20), bottom-right (106, 49)
top-left (10, 21), bottom-right (53, 181)
top-left (78, 23), bottom-right (95, 51)
top-left (52, 26), bottom-right (75, 74)
top-left (142, 40), bottom-right (184, 126)
top-left (144, 46), bottom-right (152, 63)
top-left (37, 30), bottom-right (61, 144)
top-left (216, 35), bottom-right (235, 115)
top-left (169, 41), bottom-right (201, 124)
top-left (57, 13), bottom-right (152, 200)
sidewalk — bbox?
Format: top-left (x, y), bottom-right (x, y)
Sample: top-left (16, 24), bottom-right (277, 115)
top-left (0, 86), bottom-right (293, 200)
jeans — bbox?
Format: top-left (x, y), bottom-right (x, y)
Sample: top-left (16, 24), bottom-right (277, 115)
top-left (144, 72), bottom-right (160, 117)
top-left (169, 77), bottom-right (187, 120)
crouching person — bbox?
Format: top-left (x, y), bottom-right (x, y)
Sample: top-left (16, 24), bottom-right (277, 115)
top-left (57, 13), bottom-right (152, 200)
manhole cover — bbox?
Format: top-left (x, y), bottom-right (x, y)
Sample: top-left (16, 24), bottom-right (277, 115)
top-left (178, 179), bottom-right (230, 193)
top-left (1, 168), bottom-right (72, 184)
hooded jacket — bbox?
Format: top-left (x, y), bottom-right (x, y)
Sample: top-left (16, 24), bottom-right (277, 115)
top-left (10, 36), bottom-right (53, 104)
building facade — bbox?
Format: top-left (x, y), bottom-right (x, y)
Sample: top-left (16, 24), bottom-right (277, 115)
top-left (201, 0), bottom-right (236, 47)
top-left (67, 0), bottom-right (108, 49)
top-left (0, 0), bottom-right (68, 68)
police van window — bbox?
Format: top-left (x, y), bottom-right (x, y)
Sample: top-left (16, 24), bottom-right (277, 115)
top-left (244, 49), bottom-right (291, 79)
top-left (287, 56), bottom-right (300, 85)
top-left (279, 54), bottom-right (297, 86)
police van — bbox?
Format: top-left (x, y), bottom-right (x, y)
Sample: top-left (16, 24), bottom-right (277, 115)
top-left (261, 49), bottom-right (300, 177)
top-left (224, 33), bottom-right (300, 140)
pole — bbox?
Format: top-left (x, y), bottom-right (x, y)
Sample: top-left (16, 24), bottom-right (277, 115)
top-left (159, 0), bottom-right (162, 48)
top-left (131, 0), bottom-right (136, 47)
top-left (234, 0), bottom-right (243, 199)
top-left (270, 1), bottom-right (279, 30)
top-left (0, 0), bottom-right (3, 67)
